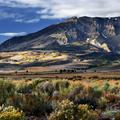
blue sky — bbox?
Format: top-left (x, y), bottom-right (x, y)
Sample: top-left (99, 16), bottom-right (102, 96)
top-left (0, 6), bottom-right (63, 43)
top-left (0, 0), bottom-right (120, 43)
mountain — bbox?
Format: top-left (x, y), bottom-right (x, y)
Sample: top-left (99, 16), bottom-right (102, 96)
top-left (0, 16), bottom-right (120, 72)
top-left (0, 16), bottom-right (120, 53)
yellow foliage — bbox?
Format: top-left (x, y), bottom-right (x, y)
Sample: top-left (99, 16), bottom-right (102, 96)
top-left (0, 106), bottom-right (25, 120)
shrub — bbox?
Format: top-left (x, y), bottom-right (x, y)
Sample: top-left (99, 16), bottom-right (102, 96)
top-left (52, 91), bottom-right (60, 99)
top-left (105, 93), bottom-right (119, 103)
top-left (0, 106), bottom-right (25, 120)
top-left (88, 86), bottom-right (103, 99)
top-left (6, 93), bottom-right (23, 109)
top-left (103, 82), bottom-right (110, 92)
top-left (79, 86), bottom-right (103, 109)
top-left (97, 97), bottom-right (107, 110)
top-left (16, 83), bottom-right (33, 94)
top-left (32, 79), bottom-right (45, 88)
top-left (7, 93), bottom-right (52, 116)
top-left (54, 80), bottom-right (70, 91)
top-left (68, 85), bottom-right (84, 101)
top-left (0, 80), bottom-right (15, 105)
top-left (115, 113), bottom-right (120, 120)
top-left (48, 99), bottom-right (76, 120)
top-left (20, 94), bottom-right (51, 116)
top-left (109, 86), bottom-right (118, 93)
top-left (36, 81), bottom-right (54, 96)
top-left (48, 100), bottom-right (99, 120)
top-left (77, 104), bottom-right (99, 120)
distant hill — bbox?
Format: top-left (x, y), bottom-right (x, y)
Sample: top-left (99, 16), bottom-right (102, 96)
top-left (0, 17), bottom-right (120, 72)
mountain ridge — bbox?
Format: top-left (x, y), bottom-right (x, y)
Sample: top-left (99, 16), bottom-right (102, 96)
top-left (0, 16), bottom-right (120, 53)
top-left (0, 16), bottom-right (120, 71)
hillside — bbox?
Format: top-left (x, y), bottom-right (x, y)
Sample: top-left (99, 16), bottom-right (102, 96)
top-left (0, 17), bottom-right (120, 72)
top-left (0, 16), bottom-right (120, 53)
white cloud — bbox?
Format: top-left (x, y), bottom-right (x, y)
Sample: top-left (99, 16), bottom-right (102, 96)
top-left (15, 18), bottom-right (40, 23)
top-left (0, 0), bottom-right (46, 8)
top-left (0, 11), bottom-right (15, 19)
top-left (25, 18), bottom-right (40, 23)
top-left (0, 32), bottom-right (27, 37)
top-left (0, 0), bottom-right (120, 19)
top-left (0, 9), bottom-right (24, 20)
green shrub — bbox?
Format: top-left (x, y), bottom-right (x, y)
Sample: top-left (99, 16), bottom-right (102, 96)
top-left (0, 106), bottom-right (25, 120)
top-left (77, 86), bottom-right (103, 109)
top-left (6, 92), bottom-right (52, 116)
top-left (19, 94), bottom-right (50, 115)
top-left (54, 80), bottom-right (70, 91)
top-left (68, 86), bottom-right (84, 100)
top-left (102, 110), bottom-right (119, 118)
top-left (36, 81), bottom-right (54, 96)
top-left (32, 79), bottom-right (45, 88)
top-left (88, 86), bottom-right (103, 99)
top-left (16, 84), bottom-right (33, 94)
top-left (97, 97), bottom-right (107, 110)
top-left (109, 86), bottom-right (118, 93)
top-left (103, 82), bottom-right (110, 92)
top-left (0, 80), bottom-right (15, 105)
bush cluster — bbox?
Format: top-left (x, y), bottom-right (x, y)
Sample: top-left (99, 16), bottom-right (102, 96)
top-left (0, 106), bottom-right (25, 120)
top-left (0, 78), bottom-right (120, 119)
top-left (49, 99), bottom-right (99, 120)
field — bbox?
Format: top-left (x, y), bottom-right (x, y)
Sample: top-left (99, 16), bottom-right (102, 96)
top-left (0, 51), bottom-right (120, 73)
top-left (0, 72), bottom-right (120, 120)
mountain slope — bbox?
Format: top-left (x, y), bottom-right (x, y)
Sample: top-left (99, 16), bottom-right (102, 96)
top-left (0, 17), bottom-right (120, 72)
top-left (0, 16), bottom-right (120, 53)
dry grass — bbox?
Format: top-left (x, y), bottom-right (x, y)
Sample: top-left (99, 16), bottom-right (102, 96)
top-left (0, 51), bottom-right (68, 65)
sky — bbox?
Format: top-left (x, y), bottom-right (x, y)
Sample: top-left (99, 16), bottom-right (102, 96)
top-left (0, 0), bottom-right (120, 43)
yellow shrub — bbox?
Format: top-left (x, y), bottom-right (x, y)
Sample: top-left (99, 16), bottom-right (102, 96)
top-left (0, 106), bottom-right (25, 120)
top-left (49, 100), bottom-right (99, 120)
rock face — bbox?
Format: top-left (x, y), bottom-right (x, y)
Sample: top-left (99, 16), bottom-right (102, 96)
top-left (0, 16), bottom-right (120, 53)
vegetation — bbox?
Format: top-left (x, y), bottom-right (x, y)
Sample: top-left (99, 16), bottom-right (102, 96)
top-left (0, 106), bottom-right (25, 120)
top-left (0, 73), bottom-right (120, 119)
top-left (49, 100), bottom-right (98, 120)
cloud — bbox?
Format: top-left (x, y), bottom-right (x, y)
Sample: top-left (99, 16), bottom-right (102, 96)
top-left (0, 0), bottom-right (120, 19)
top-left (0, 11), bottom-right (15, 19)
top-left (15, 18), bottom-right (40, 23)
top-left (0, 8), bottom-right (24, 20)
top-left (0, 32), bottom-right (27, 37)
top-left (0, 0), bottom-right (45, 8)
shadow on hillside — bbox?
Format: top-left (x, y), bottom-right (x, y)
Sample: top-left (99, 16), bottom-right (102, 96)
top-left (22, 60), bottom-right (71, 67)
